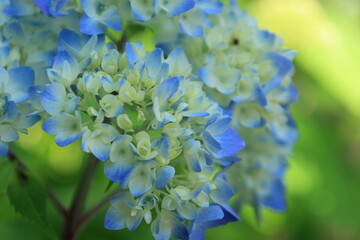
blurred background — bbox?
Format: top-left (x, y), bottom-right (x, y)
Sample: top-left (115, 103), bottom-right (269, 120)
top-left (1, 0), bottom-right (360, 239)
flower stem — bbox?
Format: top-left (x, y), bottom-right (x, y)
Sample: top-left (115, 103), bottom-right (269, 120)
top-left (60, 154), bottom-right (98, 240)
top-left (76, 188), bottom-right (122, 230)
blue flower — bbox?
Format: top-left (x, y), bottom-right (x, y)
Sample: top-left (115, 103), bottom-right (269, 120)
top-left (80, 0), bottom-right (122, 34)
top-left (3, 0), bottom-right (36, 16)
top-left (0, 66), bottom-right (35, 103)
top-left (202, 117), bottom-right (245, 159)
top-left (0, 66), bottom-right (39, 157)
top-left (129, 0), bottom-right (156, 21)
top-left (104, 135), bottom-right (136, 182)
top-left (35, 0), bottom-right (69, 17)
top-left (162, 0), bottom-right (195, 17)
top-left (0, 124), bottom-right (18, 157)
top-left (47, 51), bottom-right (79, 87)
top-left (151, 210), bottom-right (188, 240)
top-left (179, 7), bottom-right (212, 37)
top-left (39, 38), bottom-right (245, 239)
top-left (42, 112), bottom-right (85, 147)
top-left (199, 61), bottom-right (242, 95)
top-left (81, 123), bottom-right (118, 161)
top-left (105, 192), bottom-right (145, 231)
top-left (152, 76), bottom-right (181, 124)
top-left (58, 29), bottom-right (105, 66)
top-left (40, 83), bottom-right (79, 115)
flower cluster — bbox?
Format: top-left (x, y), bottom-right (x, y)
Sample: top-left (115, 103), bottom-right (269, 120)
top-left (40, 30), bottom-right (245, 238)
top-left (180, 1), bottom-right (298, 216)
top-left (33, 0), bottom-right (222, 36)
top-left (0, 66), bottom-right (40, 156)
top-left (0, 0), bottom-right (298, 239)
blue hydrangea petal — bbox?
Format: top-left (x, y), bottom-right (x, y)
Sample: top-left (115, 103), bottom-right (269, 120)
top-left (40, 83), bottom-right (66, 115)
top-left (205, 117), bottom-right (231, 136)
top-left (130, 0), bottom-right (154, 21)
top-left (7, 66), bottom-right (34, 103)
top-left (179, 8), bottom-right (208, 37)
top-left (12, 114), bottom-right (41, 131)
top-left (153, 133), bottom-right (171, 160)
top-left (166, 0), bottom-right (195, 17)
top-left (195, 205), bottom-right (224, 223)
top-left (177, 201), bottom-right (197, 220)
top-left (127, 210), bottom-right (145, 232)
top-left (58, 29), bottom-right (82, 54)
top-left (210, 178), bottom-right (234, 205)
top-left (0, 46), bottom-right (10, 66)
top-left (88, 140), bottom-right (111, 161)
top-left (42, 113), bottom-right (84, 146)
top-left (81, 124), bottom-right (117, 161)
top-left (0, 99), bottom-right (18, 122)
top-left (35, 0), bottom-right (69, 17)
top-left (151, 214), bottom-right (171, 240)
top-left (199, 62), bottom-right (241, 95)
top-left (151, 211), bottom-right (188, 240)
top-left (236, 105), bottom-right (266, 128)
top-left (201, 131), bottom-right (221, 155)
top-left (188, 222), bottom-right (205, 240)
top-left (80, 15), bottom-right (106, 35)
top-left (105, 192), bottom-right (145, 231)
top-left (128, 163), bottom-right (153, 197)
top-left (3, 22), bottom-right (26, 47)
top-left (55, 132), bottom-right (84, 147)
top-left (198, 203), bottom-right (241, 228)
top-left (260, 179), bottom-right (286, 211)
top-left (104, 136), bottom-right (136, 182)
top-left (144, 48), bottom-right (163, 78)
top-left (166, 47), bottom-right (191, 77)
top-left (125, 42), bottom-right (146, 65)
top-left (196, 0), bottom-right (223, 14)
top-left (263, 52), bottom-right (293, 93)
top-left (51, 51), bottom-right (79, 85)
top-left (155, 166), bottom-right (175, 189)
top-left (153, 76), bottom-right (180, 105)
top-left (105, 160), bottom-right (134, 182)
top-left (183, 139), bottom-right (204, 172)
top-left (171, 220), bottom-right (189, 240)
top-left (0, 142), bottom-right (9, 157)
top-left (182, 110), bottom-right (209, 117)
top-left (4, 0), bottom-right (35, 16)
top-left (211, 128), bottom-right (245, 158)
top-left (100, 14), bottom-right (122, 30)
top-left (81, 0), bottom-right (97, 17)
top-left (104, 206), bottom-right (127, 230)
top-left (0, 125), bottom-right (19, 142)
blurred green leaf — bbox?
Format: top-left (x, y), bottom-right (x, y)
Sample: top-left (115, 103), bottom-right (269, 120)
top-left (126, 23), bottom-right (152, 37)
top-left (0, 159), bottom-right (14, 194)
top-left (104, 180), bottom-right (114, 193)
top-left (7, 177), bottom-right (58, 240)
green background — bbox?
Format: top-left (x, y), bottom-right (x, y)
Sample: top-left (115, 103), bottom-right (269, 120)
top-left (1, 0), bottom-right (360, 239)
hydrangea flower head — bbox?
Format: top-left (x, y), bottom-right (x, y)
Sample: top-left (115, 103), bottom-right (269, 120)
top-left (0, 66), bottom-right (40, 157)
top-left (39, 31), bottom-right (245, 239)
top-left (162, 0), bottom-right (299, 218)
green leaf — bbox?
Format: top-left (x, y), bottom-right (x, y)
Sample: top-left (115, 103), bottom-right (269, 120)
top-left (126, 23), bottom-right (148, 37)
top-left (7, 178), bottom-right (58, 240)
top-left (104, 180), bottom-right (115, 193)
top-left (0, 158), bottom-right (14, 194)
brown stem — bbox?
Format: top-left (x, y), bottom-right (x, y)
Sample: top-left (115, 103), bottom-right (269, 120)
top-left (7, 150), bottom-right (68, 216)
top-left (45, 185), bottom-right (68, 217)
top-left (76, 188), bottom-right (122, 230)
top-left (117, 33), bottom-right (128, 52)
top-left (60, 154), bottom-right (98, 240)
